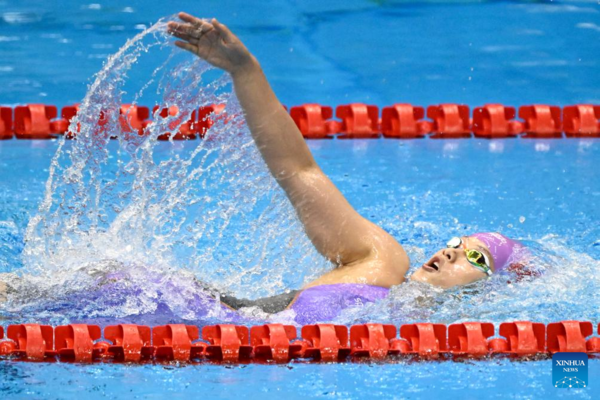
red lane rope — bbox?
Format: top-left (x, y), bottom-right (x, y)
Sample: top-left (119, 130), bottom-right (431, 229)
top-left (1, 321), bottom-right (599, 363)
top-left (1, 103), bottom-right (599, 140)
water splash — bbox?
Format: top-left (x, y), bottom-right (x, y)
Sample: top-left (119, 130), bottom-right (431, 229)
top-left (1, 16), bottom-right (326, 324)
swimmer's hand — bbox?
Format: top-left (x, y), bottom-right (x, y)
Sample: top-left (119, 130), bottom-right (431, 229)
top-left (167, 13), bottom-right (257, 76)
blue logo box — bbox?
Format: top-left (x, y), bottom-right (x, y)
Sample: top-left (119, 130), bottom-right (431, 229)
top-left (552, 352), bottom-right (588, 388)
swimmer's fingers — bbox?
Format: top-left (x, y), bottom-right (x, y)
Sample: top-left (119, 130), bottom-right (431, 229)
top-left (170, 15), bottom-right (236, 46)
top-left (170, 14), bottom-right (252, 73)
top-left (178, 12), bottom-right (205, 27)
top-left (174, 40), bottom-right (198, 55)
top-left (168, 27), bottom-right (194, 44)
top-left (176, 13), bottom-right (217, 37)
top-left (211, 19), bottom-right (237, 44)
top-left (167, 22), bottom-right (201, 42)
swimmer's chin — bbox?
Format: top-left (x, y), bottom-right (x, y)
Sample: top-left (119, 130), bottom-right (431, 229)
top-left (409, 270), bottom-right (436, 286)
top-left (409, 268), bottom-right (453, 289)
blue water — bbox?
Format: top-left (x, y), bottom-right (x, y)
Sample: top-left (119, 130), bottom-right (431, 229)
top-left (1, 0), bottom-right (600, 106)
top-left (2, 360), bottom-right (599, 399)
top-left (1, 0), bottom-right (600, 399)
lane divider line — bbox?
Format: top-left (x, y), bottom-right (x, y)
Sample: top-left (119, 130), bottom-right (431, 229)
top-left (1, 321), bottom-right (599, 363)
top-left (1, 103), bottom-right (599, 140)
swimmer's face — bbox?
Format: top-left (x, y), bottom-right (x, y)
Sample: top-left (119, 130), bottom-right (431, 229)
top-left (409, 236), bottom-right (495, 289)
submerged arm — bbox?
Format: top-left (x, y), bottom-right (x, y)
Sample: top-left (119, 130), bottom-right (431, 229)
top-left (168, 14), bottom-right (408, 285)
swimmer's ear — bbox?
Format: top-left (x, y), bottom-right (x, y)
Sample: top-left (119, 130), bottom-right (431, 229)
top-left (211, 18), bottom-right (236, 44)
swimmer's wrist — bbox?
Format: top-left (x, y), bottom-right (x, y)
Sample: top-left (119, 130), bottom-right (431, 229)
top-left (230, 55), bottom-right (260, 79)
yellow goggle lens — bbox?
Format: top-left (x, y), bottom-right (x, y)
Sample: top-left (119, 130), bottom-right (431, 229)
top-left (465, 249), bottom-right (486, 266)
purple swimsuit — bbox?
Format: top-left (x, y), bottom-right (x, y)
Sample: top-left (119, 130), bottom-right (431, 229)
top-left (21, 280), bottom-right (390, 326)
top-left (287, 284), bottom-right (390, 325)
top-left (163, 283), bottom-right (390, 325)
top-left (196, 284), bottom-right (390, 325)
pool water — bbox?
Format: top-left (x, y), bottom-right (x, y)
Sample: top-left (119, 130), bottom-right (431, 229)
top-left (2, 359), bottom-right (597, 399)
top-left (1, 0), bottom-right (600, 106)
top-left (1, 0), bottom-right (600, 398)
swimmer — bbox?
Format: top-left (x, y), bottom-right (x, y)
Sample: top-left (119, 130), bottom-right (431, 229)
top-left (163, 13), bottom-right (530, 324)
top-left (0, 14), bottom-right (529, 326)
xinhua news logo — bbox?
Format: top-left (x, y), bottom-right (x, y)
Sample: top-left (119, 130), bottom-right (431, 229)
top-left (552, 352), bottom-right (588, 388)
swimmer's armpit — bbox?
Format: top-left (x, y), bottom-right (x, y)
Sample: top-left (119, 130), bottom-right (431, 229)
top-left (167, 12), bottom-right (257, 76)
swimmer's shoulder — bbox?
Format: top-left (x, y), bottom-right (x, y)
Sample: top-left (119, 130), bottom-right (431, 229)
top-left (305, 233), bottom-right (410, 289)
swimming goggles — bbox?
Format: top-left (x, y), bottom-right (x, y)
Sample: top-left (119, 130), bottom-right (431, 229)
top-left (446, 237), bottom-right (493, 276)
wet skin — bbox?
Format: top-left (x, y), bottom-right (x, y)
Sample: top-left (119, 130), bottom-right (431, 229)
top-left (410, 236), bottom-right (495, 289)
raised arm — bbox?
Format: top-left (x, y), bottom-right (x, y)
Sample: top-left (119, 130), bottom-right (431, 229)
top-left (168, 14), bottom-right (409, 286)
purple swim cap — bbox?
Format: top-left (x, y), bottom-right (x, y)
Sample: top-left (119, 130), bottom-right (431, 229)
top-left (469, 232), bottom-right (528, 272)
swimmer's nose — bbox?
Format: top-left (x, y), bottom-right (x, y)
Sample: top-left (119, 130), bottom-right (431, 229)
top-left (442, 248), bottom-right (458, 263)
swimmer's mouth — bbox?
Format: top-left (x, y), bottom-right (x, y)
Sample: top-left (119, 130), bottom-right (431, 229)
top-left (422, 257), bottom-right (441, 273)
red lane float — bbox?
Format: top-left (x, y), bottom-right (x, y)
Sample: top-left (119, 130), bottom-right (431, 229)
top-left (104, 324), bottom-right (152, 362)
top-left (52, 104), bottom-right (80, 137)
top-left (490, 321), bottom-right (546, 356)
top-left (563, 104), bottom-right (600, 137)
top-left (55, 104), bottom-right (115, 139)
top-left (151, 104), bottom-right (226, 140)
top-left (5, 324), bottom-right (55, 360)
top-left (397, 323), bottom-right (447, 358)
top-left (119, 104), bottom-right (150, 137)
top-left (153, 324), bottom-right (205, 362)
top-left (335, 103), bottom-right (380, 139)
top-left (251, 323), bottom-right (302, 362)
top-left (14, 104), bottom-right (59, 139)
top-left (2, 103), bottom-right (600, 140)
top-left (520, 105), bottom-right (562, 138)
top-left (472, 104), bottom-right (523, 138)
top-left (197, 104), bottom-right (226, 138)
top-left (381, 104), bottom-right (431, 138)
top-left (153, 106), bottom-right (197, 140)
top-left (427, 104), bottom-right (471, 139)
top-left (290, 104), bottom-right (335, 139)
top-left (1, 321), bottom-right (600, 363)
top-left (0, 107), bottom-right (13, 139)
top-left (301, 324), bottom-right (350, 361)
top-left (54, 324), bottom-right (102, 362)
top-left (547, 321), bottom-right (593, 353)
top-left (350, 323), bottom-right (397, 359)
top-left (448, 322), bottom-right (495, 357)
top-left (589, 323), bottom-right (600, 353)
top-left (203, 324), bottom-right (252, 362)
